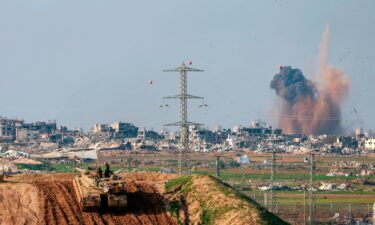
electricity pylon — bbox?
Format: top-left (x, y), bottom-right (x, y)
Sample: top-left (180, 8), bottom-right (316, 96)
top-left (163, 62), bottom-right (204, 174)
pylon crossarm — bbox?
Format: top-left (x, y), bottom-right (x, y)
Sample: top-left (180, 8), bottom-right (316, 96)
top-left (163, 94), bottom-right (203, 99)
top-left (163, 67), bottom-right (203, 72)
top-left (164, 121), bottom-right (203, 127)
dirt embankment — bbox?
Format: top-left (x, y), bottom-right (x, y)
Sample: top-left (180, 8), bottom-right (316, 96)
top-left (0, 182), bottom-right (39, 225)
top-left (0, 173), bottom-right (178, 225)
top-left (0, 172), bottom-right (287, 225)
top-left (165, 175), bottom-right (289, 225)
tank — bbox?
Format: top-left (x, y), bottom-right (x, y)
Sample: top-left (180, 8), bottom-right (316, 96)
top-left (73, 166), bottom-right (127, 211)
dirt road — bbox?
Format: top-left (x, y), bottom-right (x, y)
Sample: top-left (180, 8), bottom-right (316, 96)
top-left (0, 173), bottom-right (178, 225)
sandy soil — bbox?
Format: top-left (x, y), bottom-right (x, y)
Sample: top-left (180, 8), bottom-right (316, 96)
top-left (189, 175), bottom-right (262, 225)
top-left (0, 173), bottom-right (178, 225)
top-left (11, 157), bottom-right (42, 165)
top-left (167, 175), bottom-right (287, 225)
top-left (0, 181), bottom-right (39, 225)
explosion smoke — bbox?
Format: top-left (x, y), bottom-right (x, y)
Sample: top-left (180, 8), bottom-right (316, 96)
top-left (270, 26), bottom-right (349, 134)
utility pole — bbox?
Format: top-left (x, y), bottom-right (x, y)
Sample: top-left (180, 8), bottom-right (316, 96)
top-left (304, 189), bottom-right (306, 225)
top-left (216, 156), bottom-right (220, 178)
top-left (270, 150), bottom-right (276, 213)
top-left (163, 62), bottom-right (204, 174)
top-left (127, 157), bottom-right (132, 172)
top-left (309, 152), bottom-right (316, 225)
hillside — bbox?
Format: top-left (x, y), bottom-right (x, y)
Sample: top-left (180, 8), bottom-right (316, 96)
top-left (164, 174), bottom-right (288, 225)
top-left (0, 172), bottom-right (287, 225)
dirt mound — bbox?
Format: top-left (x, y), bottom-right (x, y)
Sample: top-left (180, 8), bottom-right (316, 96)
top-left (121, 171), bottom-right (177, 182)
top-left (12, 157), bottom-right (42, 165)
top-left (0, 173), bottom-right (178, 225)
top-left (165, 175), bottom-right (288, 225)
top-left (0, 173), bottom-right (287, 225)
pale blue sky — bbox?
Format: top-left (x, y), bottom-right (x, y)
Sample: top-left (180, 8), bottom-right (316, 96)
top-left (0, 1), bottom-right (374, 132)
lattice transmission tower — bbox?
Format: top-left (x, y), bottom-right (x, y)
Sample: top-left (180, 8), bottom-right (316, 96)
top-left (163, 62), bottom-right (204, 174)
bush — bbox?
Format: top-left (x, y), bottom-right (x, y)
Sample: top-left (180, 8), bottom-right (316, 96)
top-left (228, 160), bottom-right (241, 168)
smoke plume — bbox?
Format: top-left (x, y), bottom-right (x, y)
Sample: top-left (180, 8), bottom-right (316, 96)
top-left (270, 26), bottom-right (349, 135)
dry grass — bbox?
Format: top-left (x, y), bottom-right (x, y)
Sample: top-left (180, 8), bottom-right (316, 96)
top-left (166, 174), bottom-right (289, 225)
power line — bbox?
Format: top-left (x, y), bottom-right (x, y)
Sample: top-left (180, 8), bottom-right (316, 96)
top-left (216, 156), bottom-right (220, 178)
top-left (309, 152), bottom-right (316, 225)
top-left (270, 150), bottom-right (276, 213)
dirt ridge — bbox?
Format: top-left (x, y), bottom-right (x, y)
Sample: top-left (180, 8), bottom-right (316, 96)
top-left (0, 173), bottom-right (287, 225)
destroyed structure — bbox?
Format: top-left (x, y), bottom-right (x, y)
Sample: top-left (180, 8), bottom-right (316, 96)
top-left (0, 116), bottom-right (374, 155)
top-left (1, 115), bottom-right (375, 173)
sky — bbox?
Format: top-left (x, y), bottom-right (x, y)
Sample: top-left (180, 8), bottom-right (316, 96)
top-left (0, 0), bottom-right (374, 132)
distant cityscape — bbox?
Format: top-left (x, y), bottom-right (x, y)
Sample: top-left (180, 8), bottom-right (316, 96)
top-left (1, 116), bottom-right (375, 160)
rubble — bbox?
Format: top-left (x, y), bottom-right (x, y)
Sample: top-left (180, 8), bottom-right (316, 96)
top-left (319, 182), bottom-right (350, 191)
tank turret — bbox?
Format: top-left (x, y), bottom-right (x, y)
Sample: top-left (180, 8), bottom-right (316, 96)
top-left (73, 165), bottom-right (127, 211)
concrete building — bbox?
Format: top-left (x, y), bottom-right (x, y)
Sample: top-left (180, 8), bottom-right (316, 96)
top-left (110, 122), bottom-right (126, 133)
top-left (336, 136), bottom-right (358, 149)
top-left (365, 138), bottom-right (375, 151)
top-left (240, 126), bottom-right (274, 137)
top-left (111, 122), bottom-right (137, 133)
top-left (111, 122), bottom-right (138, 137)
top-left (16, 128), bottom-right (40, 142)
top-left (22, 121), bottom-right (57, 134)
top-left (93, 124), bottom-right (110, 133)
top-left (0, 117), bottom-right (24, 140)
top-left (137, 129), bottom-right (162, 140)
top-left (189, 126), bottom-right (215, 144)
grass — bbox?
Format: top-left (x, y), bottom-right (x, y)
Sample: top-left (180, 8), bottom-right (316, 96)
top-left (194, 169), bottom-right (359, 182)
top-left (170, 201), bottom-right (179, 214)
top-left (243, 189), bottom-right (375, 195)
top-left (165, 175), bottom-right (220, 225)
top-left (165, 175), bottom-right (193, 193)
top-left (203, 175), bottom-right (289, 225)
top-left (169, 200), bottom-right (184, 225)
top-left (50, 162), bottom-right (159, 173)
top-left (16, 163), bottom-right (49, 171)
top-left (201, 207), bottom-right (217, 225)
top-left (277, 195), bottom-right (375, 204)
top-left (243, 190), bottom-right (375, 204)
top-left (49, 163), bottom-right (75, 172)
top-left (164, 174), bottom-right (290, 224)
top-left (143, 167), bottom-right (160, 172)
top-left (16, 162), bottom-right (93, 173)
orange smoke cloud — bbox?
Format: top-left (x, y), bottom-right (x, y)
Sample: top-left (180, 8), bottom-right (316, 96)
top-left (270, 26), bottom-right (349, 134)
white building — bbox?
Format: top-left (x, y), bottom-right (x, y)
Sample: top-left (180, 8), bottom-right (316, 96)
top-left (226, 134), bottom-right (238, 148)
top-left (2, 150), bottom-right (30, 158)
top-left (365, 138), bottom-right (375, 151)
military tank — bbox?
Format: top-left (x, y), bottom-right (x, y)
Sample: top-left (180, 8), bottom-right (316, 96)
top-left (73, 164), bottom-right (127, 211)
